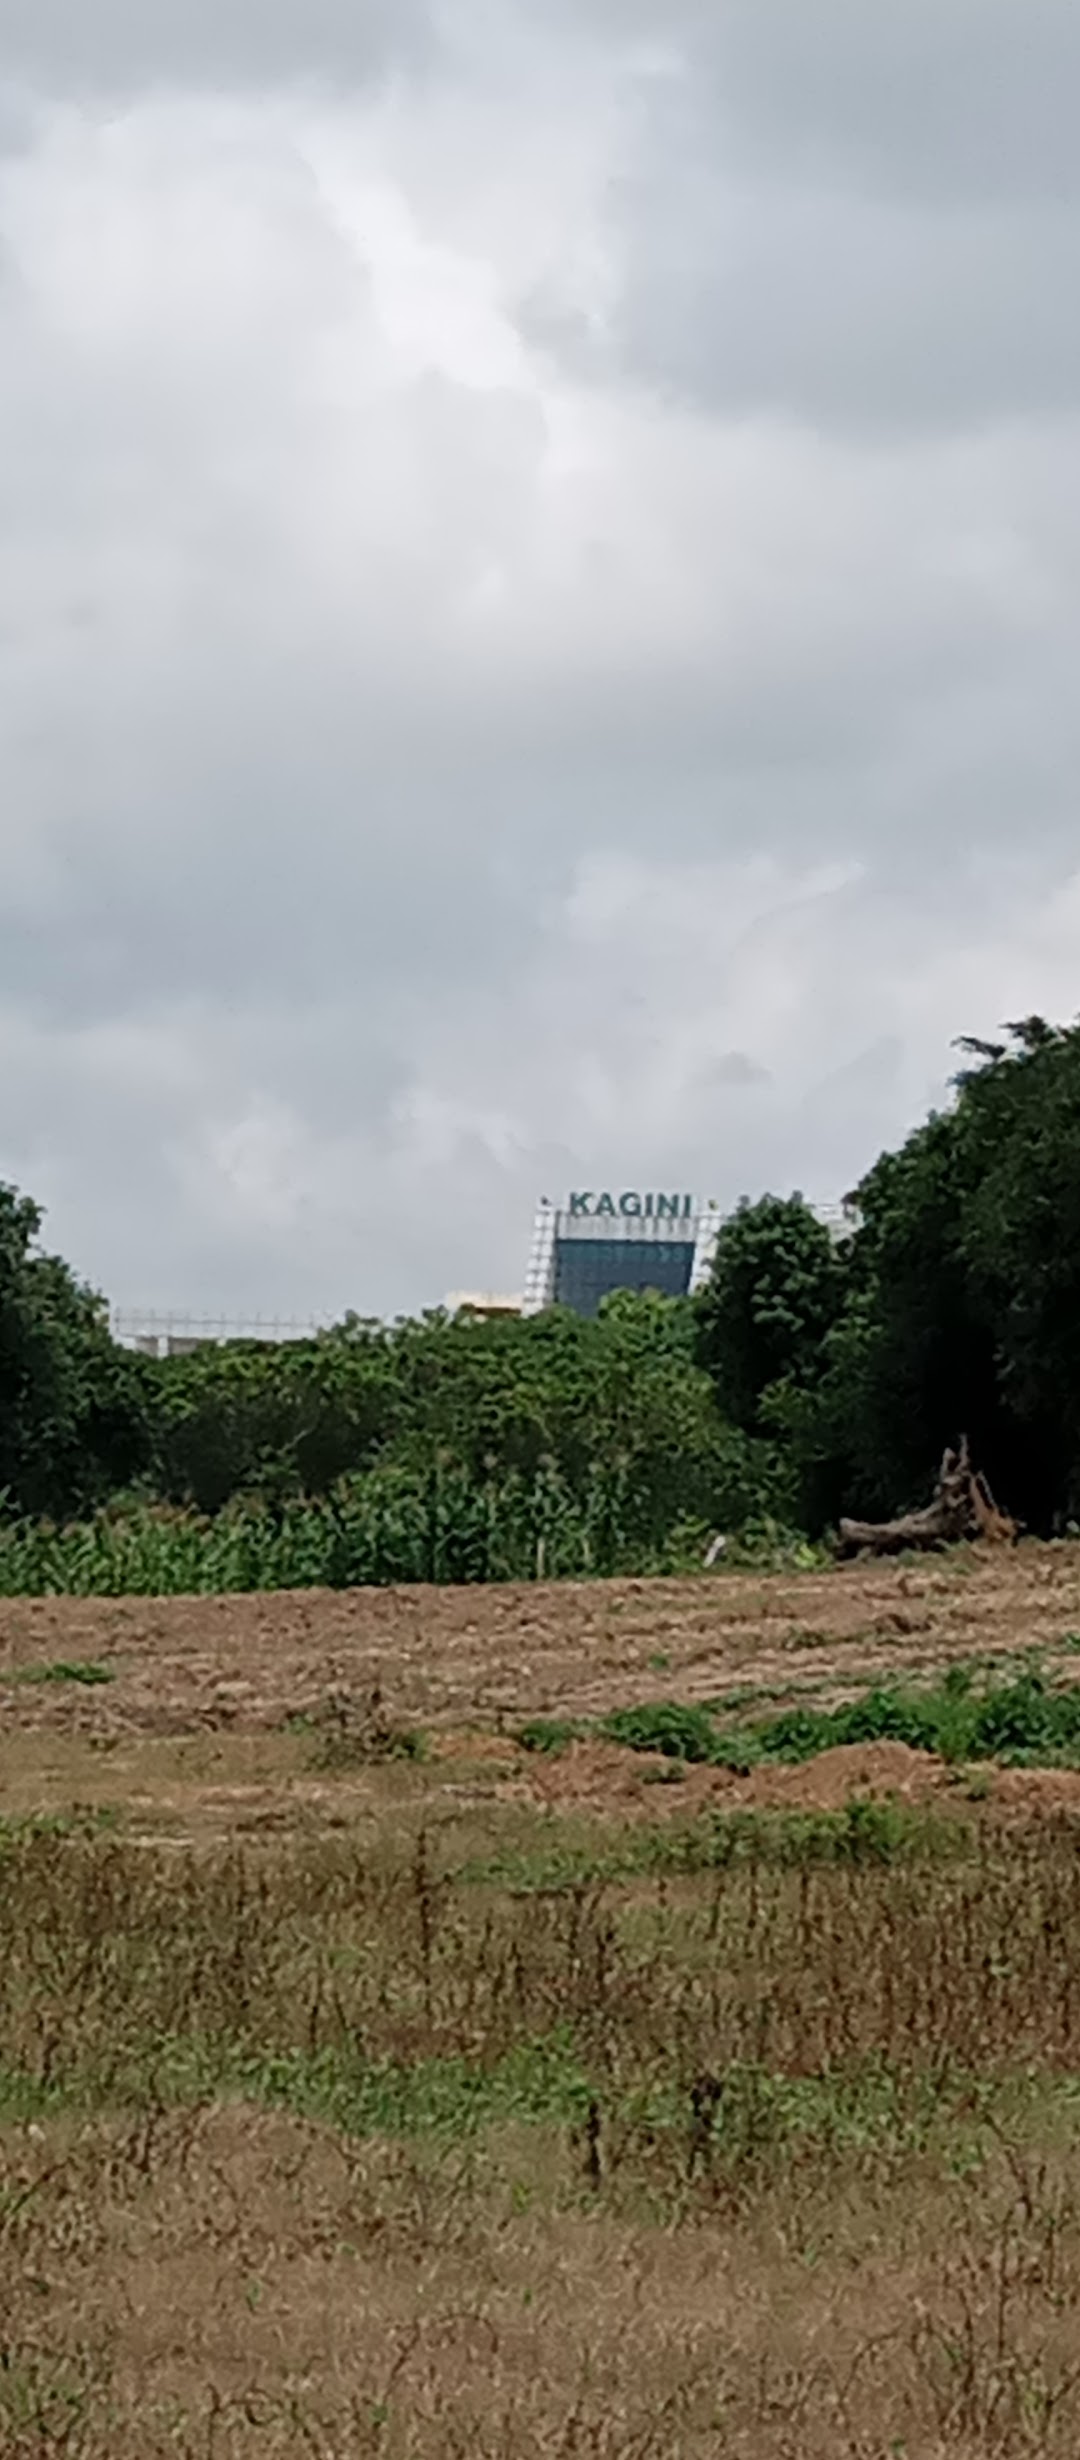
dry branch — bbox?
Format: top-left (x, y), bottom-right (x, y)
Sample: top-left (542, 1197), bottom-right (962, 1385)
top-left (838, 1437), bottom-right (1019, 1559)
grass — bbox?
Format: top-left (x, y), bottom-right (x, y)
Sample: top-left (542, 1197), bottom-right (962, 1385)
top-left (11, 2093), bottom-right (1080, 2457)
top-left (459, 1799), bottom-right (971, 1891)
top-left (306, 1686), bottom-right (429, 1769)
top-left (0, 1807), bottom-right (121, 1849)
top-left (6, 1659), bottom-right (114, 1687)
top-left (9, 1563), bottom-right (1080, 2456)
top-left (0, 2027), bottom-right (595, 2140)
top-left (514, 1717), bottom-right (587, 1756)
top-left (5, 1799), bottom-right (1080, 2450)
top-left (1, 1805), bottom-right (1078, 2116)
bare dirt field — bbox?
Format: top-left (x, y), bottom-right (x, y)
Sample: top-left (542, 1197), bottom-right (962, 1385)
top-left (3, 1541), bottom-right (1080, 1834)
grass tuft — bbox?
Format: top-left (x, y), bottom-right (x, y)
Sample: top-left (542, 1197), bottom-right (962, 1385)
top-left (514, 1718), bottom-right (585, 1756)
top-left (8, 1659), bottom-right (114, 1687)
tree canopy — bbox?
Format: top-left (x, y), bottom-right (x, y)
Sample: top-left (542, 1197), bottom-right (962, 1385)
top-left (780, 1018), bottom-right (1080, 1530)
top-left (694, 1193), bottom-right (847, 1439)
top-left (6, 1014), bottom-right (1080, 1552)
top-left (0, 1183), bottom-right (148, 1518)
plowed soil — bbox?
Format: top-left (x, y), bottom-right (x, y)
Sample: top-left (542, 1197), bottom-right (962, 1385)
top-left (2, 1543), bottom-right (1079, 1833)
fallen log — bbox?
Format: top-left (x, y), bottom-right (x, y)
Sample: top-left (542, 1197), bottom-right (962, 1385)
top-left (837, 1437), bottom-right (1019, 1560)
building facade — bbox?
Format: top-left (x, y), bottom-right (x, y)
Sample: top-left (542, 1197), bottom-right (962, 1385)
top-left (521, 1190), bottom-right (855, 1320)
top-left (522, 1191), bottom-right (724, 1319)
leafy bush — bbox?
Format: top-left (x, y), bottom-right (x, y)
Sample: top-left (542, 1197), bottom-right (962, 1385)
top-left (514, 1719), bottom-right (584, 1756)
top-left (603, 1667), bottom-right (1080, 1774)
top-left (603, 1700), bottom-right (722, 1763)
top-left (734, 1667), bottom-right (1080, 1769)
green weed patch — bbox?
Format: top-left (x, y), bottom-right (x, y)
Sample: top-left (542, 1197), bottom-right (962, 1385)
top-left (7, 1660), bottom-right (114, 1687)
top-left (602, 1666), bottom-right (1080, 1774)
top-left (514, 1718), bottom-right (586, 1756)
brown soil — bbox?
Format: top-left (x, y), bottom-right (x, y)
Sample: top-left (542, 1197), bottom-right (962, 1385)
top-left (1, 1542), bottom-right (1079, 1831)
top-left (509, 1734), bottom-right (959, 1816)
top-left (508, 1734), bottom-right (1080, 1819)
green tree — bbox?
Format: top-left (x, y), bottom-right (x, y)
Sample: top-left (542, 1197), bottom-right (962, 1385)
top-left (793, 1018), bottom-right (1080, 1532)
top-left (0, 1183), bottom-right (148, 1518)
top-left (141, 1285), bottom-right (785, 1544)
top-left (695, 1195), bottom-right (848, 1438)
top-left (952, 1018), bottom-right (1080, 1521)
top-left (798, 1115), bottom-right (999, 1523)
top-left (145, 1318), bottom-right (405, 1512)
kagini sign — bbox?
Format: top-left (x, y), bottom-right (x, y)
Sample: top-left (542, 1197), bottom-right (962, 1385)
top-left (567, 1192), bottom-right (695, 1220)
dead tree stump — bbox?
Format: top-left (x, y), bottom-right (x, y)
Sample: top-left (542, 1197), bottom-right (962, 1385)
top-left (837, 1437), bottom-right (1019, 1559)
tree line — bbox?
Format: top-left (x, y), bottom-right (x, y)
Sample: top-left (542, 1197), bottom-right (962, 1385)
top-left (697, 1015), bottom-right (1080, 1538)
top-left (4, 1016), bottom-right (1080, 1567)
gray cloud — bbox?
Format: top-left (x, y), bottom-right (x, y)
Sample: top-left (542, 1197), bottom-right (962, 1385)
top-left (0, 0), bottom-right (434, 94)
top-left (556, 2), bottom-right (1080, 434)
top-left (509, 1), bottom-right (1080, 432)
top-left (690, 0), bottom-right (1080, 207)
top-left (699, 1054), bottom-right (772, 1091)
top-left (0, 9), bottom-right (1076, 1316)
top-left (607, 173), bottom-right (1080, 429)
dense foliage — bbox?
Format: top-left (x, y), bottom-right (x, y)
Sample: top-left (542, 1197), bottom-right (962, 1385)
top-left (6, 1013), bottom-right (1080, 1583)
top-left (145, 1292), bottom-right (752, 1517)
top-left (797, 1018), bottom-right (1080, 1529)
top-left (0, 1212), bottom-right (787, 1582)
top-left (0, 1185), bottom-right (147, 1520)
top-left (702, 1017), bottom-right (1080, 1532)
top-left (694, 1193), bottom-right (846, 1437)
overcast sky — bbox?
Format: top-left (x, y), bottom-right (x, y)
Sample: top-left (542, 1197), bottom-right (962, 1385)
top-left (1, 0), bottom-right (1078, 1318)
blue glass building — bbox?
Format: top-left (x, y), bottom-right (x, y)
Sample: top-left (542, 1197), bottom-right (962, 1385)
top-left (522, 1191), bottom-right (722, 1319)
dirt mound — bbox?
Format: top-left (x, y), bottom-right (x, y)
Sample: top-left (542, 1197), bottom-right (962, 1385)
top-left (512, 1736), bottom-right (950, 1817)
top-left (512, 1738), bottom-right (678, 1811)
top-left (990, 1762), bottom-right (1080, 1814)
top-left (511, 1735), bottom-right (1080, 1824)
top-left (734, 1740), bottom-right (946, 1811)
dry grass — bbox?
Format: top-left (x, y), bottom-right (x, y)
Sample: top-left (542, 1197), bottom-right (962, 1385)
top-left (2, 1807), bottom-right (1080, 2451)
top-left (7, 2100), bottom-right (1080, 2457)
top-left (4, 1553), bottom-right (1080, 2450)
